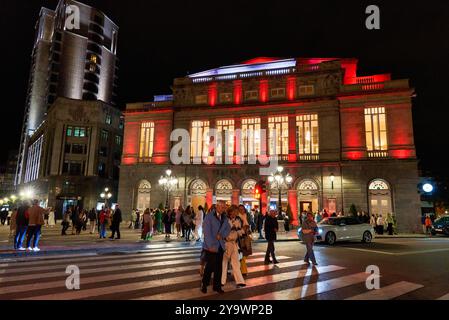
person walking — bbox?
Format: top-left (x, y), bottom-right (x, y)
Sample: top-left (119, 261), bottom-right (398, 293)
top-left (237, 205), bottom-right (251, 276)
top-left (221, 205), bottom-right (246, 288)
top-left (386, 213), bottom-right (394, 235)
top-left (129, 209), bottom-right (137, 229)
top-left (376, 214), bottom-right (384, 235)
top-left (9, 208), bottom-right (17, 237)
top-left (75, 210), bottom-right (84, 235)
top-left (425, 215), bottom-right (433, 236)
top-left (370, 214), bottom-right (377, 233)
top-left (110, 205), bottom-right (122, 240)
top-left (315, 211), bottom-right (323, 224)
top-left (71, 207), bottom-right (78, 235)
top-left (48, 208), bottom-right (55, 227)
top-left (99, 208), bottom-right (108, 239)
top-left (183, 206), bottom-right (193, 241)
top-left (194, 205), bottom-right (205, 241)
top-left (88, 208), bottom-right (96, 234)
top-left (175, 206), bottom-right (183, 238)
top-left (163, 209), bottom-right (172, 239)
top-left (155, 208), bottom-right (163, 234)
top-left (61, 209), bottom-right (71, 235)
top-left (135, 210), bottom-right (141, 229)
top-left (14, 202), bottom-right (30, 250)
top-left (256, 210), bottom-right (265, 239)
top-left (25, 199), bottom-right (46, 251)
top-left (201, 200), bottom-right (230, 294)
top-left (302, 212), bottom-right (318, 265)
top-left (264, 210), bottom-right (279, 265)
top-left (141, 208), bottom-right (153, 241)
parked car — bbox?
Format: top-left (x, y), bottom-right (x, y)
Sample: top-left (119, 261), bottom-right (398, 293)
top-left (431, 215), bottom-right (449, 236)
top-left (297, 217), bottom-right (375, 245)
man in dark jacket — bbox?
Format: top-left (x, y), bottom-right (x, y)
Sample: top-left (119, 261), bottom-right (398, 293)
top-left (109, 205), bottom-right (122, 240)
top-left (14, 201), bottom-right (30, 250)
top-left (264, 210), bottom-right (279, 264)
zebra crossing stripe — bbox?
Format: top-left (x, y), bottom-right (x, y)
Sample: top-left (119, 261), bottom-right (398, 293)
top-left (345, 281), bottom-right (423, 300)
top-left (437, 293), bottom-right (449, 300)
top-left (0, 248), bottom-right (203, 268)
top-left (0, 252), bottom-right (202, 274)
top-left (135, 264), bottom-right (344, 300)
top-left (245, 272), bottom-right (373, 300)
top-left (19, 256), bottom-right (291, 300)
top-left (1, 256), bottom-right (297, 296)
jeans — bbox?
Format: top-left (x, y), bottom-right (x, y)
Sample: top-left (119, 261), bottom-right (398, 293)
top-left (100, 223), bottom-right (107, 238)
top-left (185, 227), bottom-right (191, 241)
top-left (14, 225), bottom-right (28, 249)
top-left (303, 235), bottom-right (317, 264)
top-left (26, 225), bottom-right (42, 248)
top-left (202, 247), bottom-right (224, 290)
top-left (265, 240), bottom-right (276, 262)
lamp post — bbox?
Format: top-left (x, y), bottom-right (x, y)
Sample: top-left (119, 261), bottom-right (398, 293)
top-left (268, 166), bottom-right (293, 216)
top-left (159, 169), bottom-right (178, 209)
top-left (100, 187), bottom-right (112, 208)
top-left (330, 173), bottom-right (335, 190)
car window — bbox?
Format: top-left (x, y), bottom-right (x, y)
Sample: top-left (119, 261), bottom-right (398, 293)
top-left (319, 218), bottom-right (338, 225)
top-left (346, 217), bottom-right (361, 225)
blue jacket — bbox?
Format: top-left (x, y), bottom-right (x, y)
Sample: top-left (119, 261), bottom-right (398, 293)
top-left (202, 211), bottom-right (231, 252)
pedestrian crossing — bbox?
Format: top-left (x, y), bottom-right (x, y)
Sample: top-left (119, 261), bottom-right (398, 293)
top-left (0, 245), bottom-right (445, 300)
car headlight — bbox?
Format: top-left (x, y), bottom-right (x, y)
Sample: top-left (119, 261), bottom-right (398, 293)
top-left (318, 228), bottom-right (323, 234)
top-left (297, 227), bottom-right (302, 234)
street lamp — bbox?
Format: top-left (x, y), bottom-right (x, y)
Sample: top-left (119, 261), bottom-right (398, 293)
top-left (330, 173), bottom-right (335, 190)
top-left (268, 166), bottom-right (293, 216)
top-left (159, 169), bottom-right (178, 209)
top-left (100, 188), bottom-right (112, 208)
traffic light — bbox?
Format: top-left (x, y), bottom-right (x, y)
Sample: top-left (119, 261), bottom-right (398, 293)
top-left (254, 186), bottom-right (260, 199)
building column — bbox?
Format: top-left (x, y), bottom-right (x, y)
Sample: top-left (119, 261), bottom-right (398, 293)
top-left (288, 114), bottom-right (297, 162)
top-left (232, 189), bottom-right (240, 205)
top-left (288, 189), bottom-right (299, 226)
top-left (261, 192), bottom-right (268, 214)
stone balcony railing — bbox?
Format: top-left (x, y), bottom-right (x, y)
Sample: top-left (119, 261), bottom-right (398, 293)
top-left (340, 79), bottom-right (409, 93)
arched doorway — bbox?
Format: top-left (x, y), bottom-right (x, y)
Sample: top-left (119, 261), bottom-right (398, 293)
top-left (297, 179), bottom-right (319, 213)
top-left (189, 179), bottom-right (207, 210)
top-left (215, 179), bottom-right (233, 205)
top-left (241, 179), bottom-right (258, 211)
top-left (136, 180), bottom-right (151, 211)
top-left (368, 179), bottom-right (393, 215)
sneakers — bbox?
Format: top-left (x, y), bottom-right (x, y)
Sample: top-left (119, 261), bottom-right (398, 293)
top-left (33, 247), bottom-right (41, 252)
top-left (27, 247), bottom-right (33, 251)
top-left (17, 247), bottom-right (26, 251)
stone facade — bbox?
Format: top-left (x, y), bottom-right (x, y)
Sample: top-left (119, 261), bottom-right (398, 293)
top-left (20, 97), bottom-right (123, 218)
top-left (118, 57), bottom-right (421, 232)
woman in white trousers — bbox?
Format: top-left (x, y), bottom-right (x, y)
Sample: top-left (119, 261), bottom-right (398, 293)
top-left (48, 209), bottom-right (56, 227)
top-left (222, 205), bottom-right (246, 288)
top-left (194, 205), bottom-right (204, 241)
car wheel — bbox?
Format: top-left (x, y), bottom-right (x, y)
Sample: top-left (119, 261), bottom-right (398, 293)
top-left (444, 228), bottom-right (449, 236)
top-left (362, 231), bottom-right (373, 243)
top-left (325, 232), bottom-right (336, 245)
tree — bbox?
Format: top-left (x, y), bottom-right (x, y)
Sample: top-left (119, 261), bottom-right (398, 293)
top-left (349, 204), bottom-right (357, 217)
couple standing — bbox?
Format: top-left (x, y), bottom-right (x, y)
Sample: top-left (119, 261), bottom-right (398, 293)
top-left (200, 201), bottom-right (246, 294)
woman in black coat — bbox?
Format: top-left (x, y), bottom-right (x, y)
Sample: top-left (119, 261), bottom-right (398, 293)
top-left (264, 210), bottom-right (279, 264)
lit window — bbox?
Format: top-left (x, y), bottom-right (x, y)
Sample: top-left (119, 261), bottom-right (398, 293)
top-left (296, 114), bottom-right (319, 155)
top-left (195, 95), bottom-right (208, 105)
top-left (191, 120), bottom-right (210, 161)
top-left (244, 90), bottom-right (258, 101)
top-left (268, 116), bottom-right (289, 156)
top-left (90, 54), bottom-right (97, 64)
top-left (139, 122), bottom-right (154, 159)
top-left (271, 88), bottom-right (285, 98)
top-left (219, 92), bottom-right (233, 103)
top-left (216, 119), bottom-right (234, 163)
top-left (101, 129), bottom-right (109, 141)
top-left (298, 85), bottom-right (315, 96)
top-left (115, 135), bottom-right (122, 146)
top-left (241, 118), bottom-right (261, 159)
top-left (66, 126), bottom-right (73, 137)
top-left (365, 107), bottom-right (388, 151)
top-left (105, 114), bottom-right (112, 125)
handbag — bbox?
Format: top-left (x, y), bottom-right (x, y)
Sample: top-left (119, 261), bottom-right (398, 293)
top-left (240, 235), bottom-right (253, 256)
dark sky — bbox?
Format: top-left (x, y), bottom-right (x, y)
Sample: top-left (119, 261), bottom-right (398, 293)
top-left (1, 0), bottom-right (448, 177)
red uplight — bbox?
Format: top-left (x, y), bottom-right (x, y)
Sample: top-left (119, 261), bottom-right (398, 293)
top-left (346, 151), bottom-right (364, 160)
top-left (208, 83), bottom-right (217, 107)
top-left (287, 76), bottom-right (296, 100)
top-left (390, 149), bottom-right (414, 159)
top-left (259, 79), bottom-right (268, 102)
top-left (242, 57), bottom-right (277, 65)
top-left (233, 80), bottom-right (242, 105)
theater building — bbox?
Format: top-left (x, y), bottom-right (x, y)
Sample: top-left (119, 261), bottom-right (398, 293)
top-left (118, 57), bottom-right (421, 232)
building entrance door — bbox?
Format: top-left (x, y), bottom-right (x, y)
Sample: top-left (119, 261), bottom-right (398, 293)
top-left (300, 201), bottom-right (313, 213)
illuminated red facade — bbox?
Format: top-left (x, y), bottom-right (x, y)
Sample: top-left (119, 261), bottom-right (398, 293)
top-left (119, 57), bottom-right (421, 232)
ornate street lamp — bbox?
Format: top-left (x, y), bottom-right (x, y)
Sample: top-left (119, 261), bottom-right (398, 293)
top-left (159, 169), bottom-right (178, 209)
top-left (268, 166), bottom-right (293, 216)
top-left (100, 187), bottom-right (112, 208)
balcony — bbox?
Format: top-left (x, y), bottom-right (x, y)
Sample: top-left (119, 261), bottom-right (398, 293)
top-left (368, 151), bottom-right (389, 158)
top-left (340, 79), bottom-right (409, 94)
top-left (298, 154), bottom-right (320, 161)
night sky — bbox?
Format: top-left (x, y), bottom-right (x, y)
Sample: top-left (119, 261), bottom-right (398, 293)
top-left (1, 0), bottom-right (448, 178)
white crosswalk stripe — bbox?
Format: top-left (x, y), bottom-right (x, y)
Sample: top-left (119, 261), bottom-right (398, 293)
top-left (0, 245), bottom-right (435, 300)
top-left (345, 281), bottom-right (423, 300)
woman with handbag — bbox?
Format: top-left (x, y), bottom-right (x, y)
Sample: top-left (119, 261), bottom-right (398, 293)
top-left (302, 212), bottom-right (318, 265)
top-left (221, 205), bottom-right (246, 288)
top-left (238, 205), bottom-right (251, 276)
